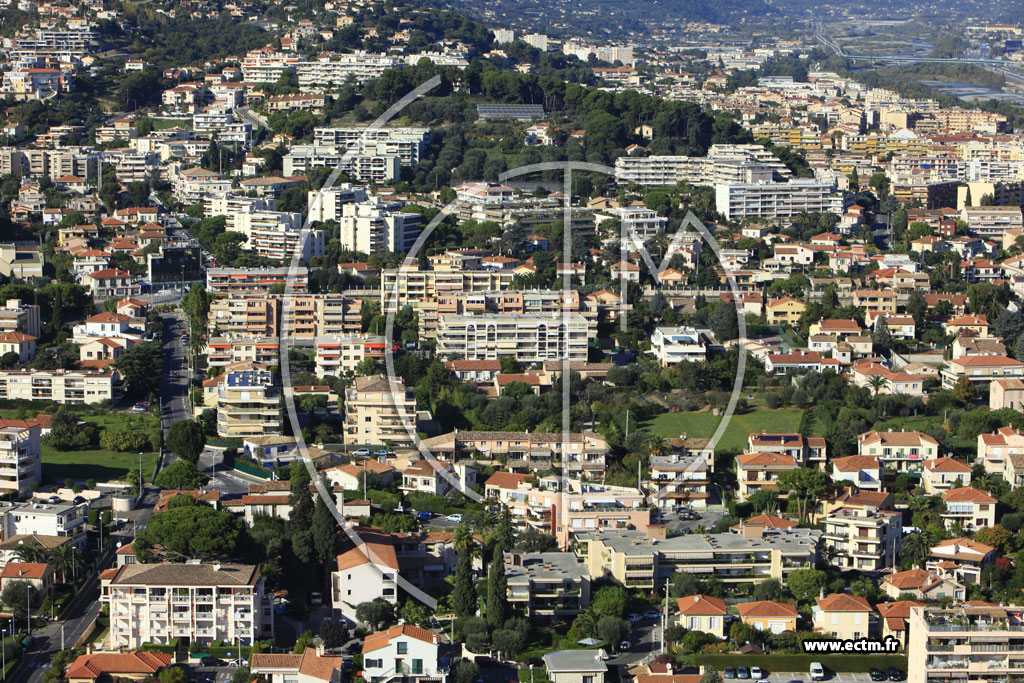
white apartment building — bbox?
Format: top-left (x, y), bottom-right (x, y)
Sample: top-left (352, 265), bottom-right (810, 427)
top-left (103, 561), bottom-right (273, 649)
top-left (240, 51), bottom-right (306, 82)
top-left (0, 369), bottom-right (120, 404)
top-left (282, 146), bottom-right (399, 183)
top-left (295, 54), bottom-right (404, 89)
top-left (204, 194), bottom-right (275, 224)
top-left (907, 604), bottom-right (1024, 683)
top-left (0, 500), bottom-right (87, 546)
top-left (315, 335), bottom-right (386, 378)
top-left (313, 127), bottom-right (429, 165)
top-left (0, 299), bottom-right (41, 338)
top-left (651, 326), bottom-right (708, 365)
top-left (0, 420), bottom-right (41, 498)
top-left (234, 210), bottom-right (324, 262)
top-left (435, 313), bottom-right (589, 363)
top-left (715, 179), bottom-right (845, 221)
top-left (823, 505), bottom-right (902, 572)
top-left (214, 366), bottom-right (282, 438)
top-left (343, 375), bottom-right (417, 447)
top-left (173, 167), bottom-right (232, 204)
top-left (306, 184), bottom-right (368, 223)
top-left (960, 205), bottom-right (1024, 238)
top-left (333, 199), bottom-right (422, 253)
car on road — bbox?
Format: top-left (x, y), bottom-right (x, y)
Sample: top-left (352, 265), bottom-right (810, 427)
top-left (131, 403), bottom-right (148, 412)
top-left (723, 668), bottom-right (736, 680)
top-left (870, 670), bottom-right (886, 682)
top-left (627, 613), bottom-right (642, 623)
top-left (737, 667), bottom-right (750, 680)
top-left (810, 663), bottom-right (826, 681)
top-left (888, 669), bottom-right (904, 681)
top-left (417, 511), bottom-right (433, 521)
top-left (644, 609), bottom-right (660, 619)
top-left (445, 513), bottom-right (463, 523)
top-left (199, 658), bottom-right (225, 667)
top-left (374, 449), bottom-right (389, 456)
top-left (228, 660), bottom-right (248, 668)
top-left (618, 641), bottom-right (630, 652)
top-left (750, 668), bottom-right (764, 680)
top-left (352, 448), bottom-right (370, 456)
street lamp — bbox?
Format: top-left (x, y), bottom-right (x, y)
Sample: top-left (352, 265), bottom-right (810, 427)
top-left (26, 585), bottom-right (31, 637)
top-left (3, 627), bottom-right (7, 680)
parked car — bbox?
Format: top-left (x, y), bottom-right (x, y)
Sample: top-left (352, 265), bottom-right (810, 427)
top-left (627, 613), bottom-right (642, 623)
top-left (352, 448), bottom-right (370, 456)
top-left (445, 514), bottom-right (463, 523)
top-left (737, 667), bottom-right (750, 680)
top-left (750, 667), bottom-right (764, 680)
top-left (417, 511), bottom-right (433, 521)
top-left (618, 641), bottom-right (630, 652)
top-left (474, 656), bottom-right (494, 667)
top-left (723, 668), bottom-right (737, 680)
top-left (374, 449), bottom-right (389, 456)
top-left (810, 663), bottom-right (826, 681)
top-left (199, 658), bottom-right (225, 668)
top-left (644, 609), bottom-right (660, 619)
top-left (870, 670), bottom-right (886, 682)
top-left (888, 669), bottom-right (904, 682)
top-left (131, 403), bottom-right (148, 413)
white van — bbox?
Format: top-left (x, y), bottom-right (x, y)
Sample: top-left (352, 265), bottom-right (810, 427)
top-left (810, 663), bottom-right (826, 681)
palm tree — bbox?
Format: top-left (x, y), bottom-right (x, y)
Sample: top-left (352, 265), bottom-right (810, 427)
top-left (899, 531), bottom-right (932, 568)
top-left (452, 525), bottom-right (473, 555)
top-left (867, 374), bottom-right (890, 397)
top-left (12, 543), bottom-right (45, 564)
top-left (646, 434), bottom-right (668, 459)
top-left (48, 545), bottom-right (81, 584)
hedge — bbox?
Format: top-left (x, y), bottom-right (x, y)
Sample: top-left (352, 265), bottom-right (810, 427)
top-left (141, 639), bottom-right (180, 654)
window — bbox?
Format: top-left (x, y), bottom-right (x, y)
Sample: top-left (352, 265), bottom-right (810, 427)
top-left (397, 642), bottom-right (408, 654)
top-left (583, 677), bottom-right (594, 683)
top-left (831, 613), bottom-right (839, 625)
top-left (412, 660), bottom-right (423, 675)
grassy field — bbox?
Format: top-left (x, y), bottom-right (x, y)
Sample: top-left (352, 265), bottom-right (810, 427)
top-left (643, 408), bottom-right (804, 453)
top-left (151, 117), bottom-right (192, 130)
top-left (695, 654), bottom-right (908, 673)
top-left (0, 410), bottom-right (162, 484)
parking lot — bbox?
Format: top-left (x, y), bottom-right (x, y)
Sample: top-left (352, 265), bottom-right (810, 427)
top-left (762, 674), bottom-right (880, 683)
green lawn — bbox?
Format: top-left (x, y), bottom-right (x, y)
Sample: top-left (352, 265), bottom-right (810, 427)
top-left (151, 117), bottom-right (192, 130)
top-left (0, 410), bottom-right (162, 484)
top-left (643, 408), bottom-right (805, 453)
top-left (695, 653), bottom-right (908, 674)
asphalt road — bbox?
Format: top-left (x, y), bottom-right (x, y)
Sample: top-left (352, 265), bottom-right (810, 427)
top-left (160, 313), bottom-right (191, 449)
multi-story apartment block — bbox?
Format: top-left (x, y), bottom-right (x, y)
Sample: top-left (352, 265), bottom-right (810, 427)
top-left (822, 504), bottom-right (902, 571)
top-left (941, 355), bottom-right (1024, 389)
top-left (172, 167), bottom-right (232, 204)
top-left (214, 365), bottom-right (282, 439)
top-left (314, 336), bottom-right (387, 377)
top-left (416, 290), bottom-right (603, 339)
top-left (312, 127), bottom-right (430, 164)
top-left (343, 375), bottom-right (417, 447)
top-left (430, 431), bottom-right (607, 480)
top-left (295, 54), bottom-right (405, 89)
top-left (0, 369), bottom-right (120, 404)
top-left (961, 205), bottom-right (1024, 239)
top-left (232, 210), bottom-right (324, 262)
top-left (0, 420), bottom-right (41, 497)
top-left (505, 551), bottom-right (590, 617)
top-left (614, 145), bottom-right (790, 186)
top-left (207, 338), bottom-right (281, 368)
top-left (319, 198), bottom-right (422, 253)
top-left (209, 296), bottom-right (281, 337)
top-left (906, 604), bottom-right (1024, 683)
top-left (648, 453), bottom-right (710, 511)
top-left (103, 561), bottom-right (272, 648)
top-left (0, 299), bottom-right (41, 339)
top-left (283, 146), bottom-right (400, 183)
top-left (857, 430), bottom-right (940, 472)
top-left (715, 179), bottom-right (844, 221)
top-left (306, 184), bottom-right (368, 223)
top-left (206, 268), bottom-right (308, 294)
top-left (435, 313), bottom-right (589, 363)
top-left (578, 527), bottom-right (820, 589)
top-left (380, 269), bottom-right (517, 310)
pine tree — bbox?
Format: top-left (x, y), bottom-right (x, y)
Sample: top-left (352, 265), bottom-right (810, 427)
top-left (486, 544), bottom-right (508, 629)
top-left (452, 547), bottom-right (476, 617)
top-left (312, 496), bottom-right (337, 566)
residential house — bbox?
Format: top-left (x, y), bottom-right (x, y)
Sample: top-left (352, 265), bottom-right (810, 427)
top-left (830, 456), bottom-right (883, 491)
top-left (941, 355), bottom-right (1024, 389)
top-left (921, 458), bottom-right (973, 494)
top-left (543, 650), bottom-right (608, 683)
top-left (362, 625), bottom-right (442, 683)
top-left (737, 601), bottom-right (798, 634)
top-left (875, 601), bottom-right (926, 651)
top-left (65, 652), bottom-right (174, 683)
top-left (940, 487), bottom-right (997, 531)
top-left (676, 595), bottom-right (728, 638)
top-left (927, 538), bottom-right (996, 584)
top-left (857, 431), bottom-right (940, 472)
top-left (251, 648), bottom-right (343, 683)
top-left (812, 593), bottom-right (872, 640)
top-left (765, 297), bottom-right (807, 326)
top-left (881, 567), bottom-right (966, 601)
top-left (977, 426), bottom-right (1024, 476)
top-left (735, 452), bottom-right (799, 500)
